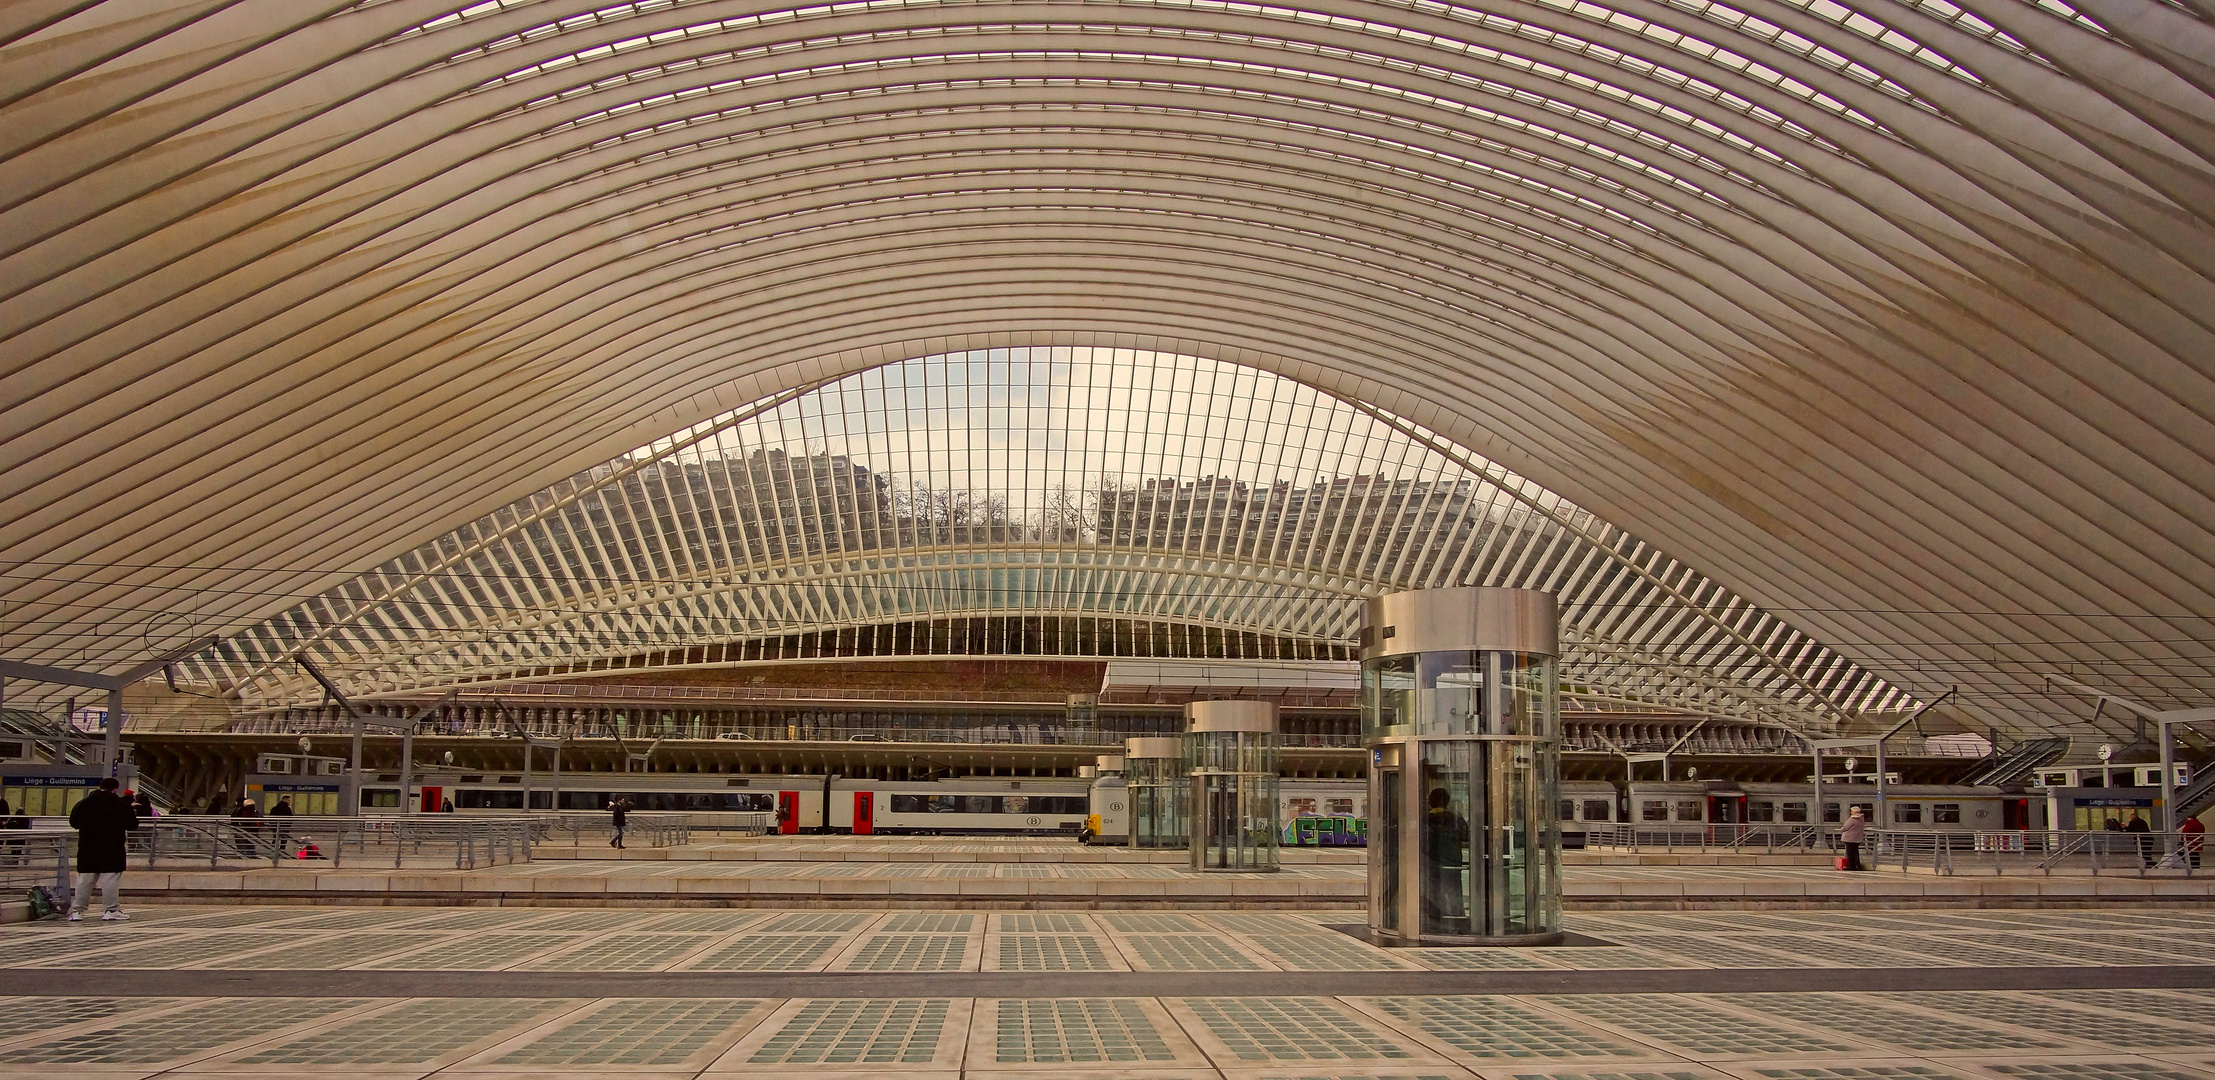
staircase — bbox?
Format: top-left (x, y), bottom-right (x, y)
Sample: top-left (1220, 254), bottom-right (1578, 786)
top-left (2176, 758), bottom-right (2215, 821)
top-left (1962, 735), bottom-right (2070, 787)
top-left (0, 707), bottom-right (182, 810)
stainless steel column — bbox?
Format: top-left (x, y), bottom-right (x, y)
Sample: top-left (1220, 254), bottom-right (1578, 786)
top-left (1186, 701), bottom-right (1279, 872)
top-left (1362, 587), bottom-right (1562, 946)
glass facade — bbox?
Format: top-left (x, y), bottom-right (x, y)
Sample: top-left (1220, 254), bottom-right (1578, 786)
top-left (180, 349), bottom-right (1903, 739)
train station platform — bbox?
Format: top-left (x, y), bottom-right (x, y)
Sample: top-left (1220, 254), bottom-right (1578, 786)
top-left (1, 903), bottom-right (2211, 1078)
top-left (104, 840), bottom-right (2215, 909)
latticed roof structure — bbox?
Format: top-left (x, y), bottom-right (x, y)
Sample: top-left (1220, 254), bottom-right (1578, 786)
top-left (173, 350), bottom-right (1913, 731)
top-left (4, 0), bottom-right (2212, 741)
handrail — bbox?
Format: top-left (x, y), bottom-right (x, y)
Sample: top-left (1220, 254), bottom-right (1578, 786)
top-left (1869, 828), bottom-right (2205, 877)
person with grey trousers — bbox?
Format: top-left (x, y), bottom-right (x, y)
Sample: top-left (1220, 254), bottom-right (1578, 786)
top-left (68, 778), bottom-right (140, 920)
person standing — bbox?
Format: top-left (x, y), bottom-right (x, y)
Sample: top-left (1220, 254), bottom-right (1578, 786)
top-left (268, 795), bottom-right (294, 816)
top-left (1840, 805), bottom-right (1868, 871)
top-left (132, 790), bottom-right (155, 819)
top-left (2124, 811), bottom-right (2154, 868)
top-left (609, 797), bottom-right (629, 849)
top-left (2182, 814), bottom-right (2205, 870)
top-left (67, 778), bottom-right (140, 921)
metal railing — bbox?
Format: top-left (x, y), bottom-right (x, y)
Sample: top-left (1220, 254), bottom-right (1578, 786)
top-left (127, 816), bottom-right (534, 870)
top-left (526, 811), bottom-right (696, 847)
top-left (1872, 829), bottom-right (2208, 877)
top-left (1581, 822), bottom-right (1837, 853)
top-left (0, 831), bottom-right (71, 905)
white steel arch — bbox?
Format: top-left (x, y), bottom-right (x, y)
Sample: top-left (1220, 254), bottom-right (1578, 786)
top-left (1, 0), bottom-right (2211, 739)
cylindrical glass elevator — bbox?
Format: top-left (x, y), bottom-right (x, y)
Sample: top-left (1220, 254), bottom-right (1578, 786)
top-left (1362, 587), bottom-right (1562, 945)
top-left (1125, 737), bottom-right (1187, 848)
top-left (1186, 701), bottom-right (1280, 872)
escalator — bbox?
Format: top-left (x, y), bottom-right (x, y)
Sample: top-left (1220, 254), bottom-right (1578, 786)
top-left (1962, 735), bottom-right (2070, 787)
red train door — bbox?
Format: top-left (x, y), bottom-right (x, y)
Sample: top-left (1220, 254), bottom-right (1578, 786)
top-left (853, 791), bottom-right (874, 835)
top-left (420, 786), bottom-right (442, 813)
top-left (2003, 798), bottom-right (2029, 830)
top-left (776, 790), bottom-right (800, 834)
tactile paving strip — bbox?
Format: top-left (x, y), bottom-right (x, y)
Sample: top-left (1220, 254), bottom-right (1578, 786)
top-left (840, 933), bottom-right (970, 971)
top-left (1179, 997), bottom-right (1417, 1062)
top-left (0, 997), bottom-right (365, 1064)
top-left (1000, 913), bottom-right (1094, 932)
top-left (747, 999), bottom-right (949, 1064)
top-left (686, 933), bottom-right (847, 970)
top-left (1906, 991), bottom-right (2215, 1049)
top-left (757, 911), bottom-right (876, 933)
top-left (1127, 933), bottom-right (1265, 971)
top-left (1543, 994), bottom-right (1861, 1055)
top-left (0, 997), bottom-right (176, 1042)
top-left (998, 933), bottom-right (1118, 971)
top-left (993, 998), bottom-right (1178, 1063)
top-left (882, 912), bottom-right (977, 932)
top-left (1250, 934), bottom-right (1408, 970)
top-left (1714, 992), bottom-right (2073, 1051)
top-left (236, 998), bottom-right (569, 1064)
top-left (524, 933), bottom-right (714, 971)
top-left (1364, 995), bottom-right (1644, 1059)
top-left (360, 932), bottom-right (578, 969)
top-left (491, 998), bottom-right (762, 1065)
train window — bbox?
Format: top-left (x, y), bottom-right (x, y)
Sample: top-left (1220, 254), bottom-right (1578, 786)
top-left (1674, 800), bottom-right (1703, 821)
top-left (927, 795), bottom-right (959, 813)
top-left (456, 790), bottom-right (524, 809)
top-left (1327, 798), bottom-right (1355, 815)
top-left (1823, 802), bottom-right (1842, 823)
top-left (1781, 801), bottom-right (1808, 823)
top-left (890, 795), bottom-right (927, 813)
top-left (1583, 799), bottom-right (1611, 821)
top-left (1933, 803), bottom-right (1961, 824)
top-left (1894, 803), bottom-right (1922, 824)
top-left (1557, 799), bottom-right (1575, 821)
top-left (961, 795), bottom-right (997, 814)
top-left (1289, 798), bottom-right (1317, 816)
top-left (362, 789), bottom-right (400, 808)
top-left (1641, 801), bottom-right (1669, 822)
top-left (1748, 801), bottom-right (1774, 822)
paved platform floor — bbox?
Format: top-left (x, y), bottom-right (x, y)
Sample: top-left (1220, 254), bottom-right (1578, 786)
top-left (2, 905), bottom-right (2213, 1077)
top-left (119, 857), bottom-right (2215, 907)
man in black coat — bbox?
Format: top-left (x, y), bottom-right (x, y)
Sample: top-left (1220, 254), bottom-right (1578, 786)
top-left (68, 778), bottom-right (140, 921)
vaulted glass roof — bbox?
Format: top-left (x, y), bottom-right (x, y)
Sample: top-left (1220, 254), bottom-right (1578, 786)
top-left (3, 0), bottom-right (2210, 743)
top-left (180, 348), bottom-right (1908, 733)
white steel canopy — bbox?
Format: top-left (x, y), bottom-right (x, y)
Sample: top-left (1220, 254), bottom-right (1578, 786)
top-left (2, 0), bottom-right (2211, 740)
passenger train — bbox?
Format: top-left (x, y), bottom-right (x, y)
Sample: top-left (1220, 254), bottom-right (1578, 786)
top-left (342, 767), bottom-right (2053, 837)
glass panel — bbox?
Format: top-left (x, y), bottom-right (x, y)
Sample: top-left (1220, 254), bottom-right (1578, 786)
top-left (1375, 766), bottom-right (1401, 932)
top-left (1361, 656), bottom-right (1417, 739)
top-left (1419, 740), bottom-right (1475, 937)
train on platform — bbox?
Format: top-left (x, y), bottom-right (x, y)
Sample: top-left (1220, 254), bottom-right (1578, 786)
top-left (318, 767), bottom-right (2063, 838)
